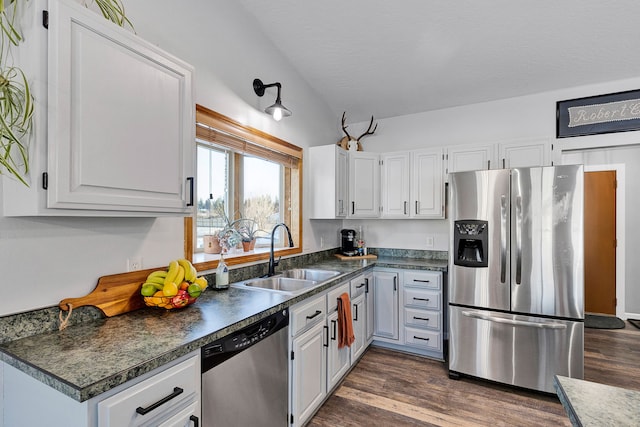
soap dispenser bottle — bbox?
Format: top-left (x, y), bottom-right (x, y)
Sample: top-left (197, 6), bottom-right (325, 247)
top-left (215, 254), bottom-right (229, 289)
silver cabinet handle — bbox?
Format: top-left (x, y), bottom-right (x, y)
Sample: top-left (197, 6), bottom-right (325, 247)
top-left (500, 194), bottom-right (507, 284)
top-left (515, 195), bottom-right (523, 285)
top-left (461, 311), bottom-right (567, 329)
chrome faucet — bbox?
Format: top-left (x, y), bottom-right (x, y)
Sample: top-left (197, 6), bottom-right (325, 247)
top-left (267, 223), bottom-right (295, 276)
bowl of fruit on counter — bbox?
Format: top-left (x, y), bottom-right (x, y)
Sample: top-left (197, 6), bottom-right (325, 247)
top-left (140, 259), bottom-right (208, 309)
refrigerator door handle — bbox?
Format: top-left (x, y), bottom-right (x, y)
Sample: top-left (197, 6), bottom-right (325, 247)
top-left (500, 194), bottom-right (507, 283)
top-left (515, 195), bottom-right (523, 285)
top-left (461, 310), bottom-right (567, 329)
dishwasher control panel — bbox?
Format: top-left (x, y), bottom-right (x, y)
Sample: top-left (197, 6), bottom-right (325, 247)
top-left (201, 309), bottom-right (289, 373)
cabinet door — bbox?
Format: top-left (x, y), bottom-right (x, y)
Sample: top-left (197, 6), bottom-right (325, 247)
top-left (326, 311), bottom-right (350, 391)
top-left (351, 293), bottom-right (366, 362)
top-left (336, 148), bottom-right (349, 217)
top-left (98, 356), bottom-right (200, 427)
top-left (291, 322), bottom-right (327, 427)
top-left (411, 148), bottom-right (444, 218)
top-left (47, 0), bottom-right (194, 213)
top-left (372, 271), bottom-right (399, 340)
top-left (348, 152), bottom-right (380, 218)
top-left (499, 139), bottom-right (552, 168)
top-left (446, 144), bottom-right (495, 174)
top-left (365, 273), bottom-right (374, 343)
top-left (380, 152), bottom-right (410, 218)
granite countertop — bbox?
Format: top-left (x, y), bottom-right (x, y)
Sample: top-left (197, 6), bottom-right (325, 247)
top-left (0, 255), bottom-right (447, 402)
top-left (554, 375), bottom-right (640, 426)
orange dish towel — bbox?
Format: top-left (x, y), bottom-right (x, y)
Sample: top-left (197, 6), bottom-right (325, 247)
top-left (337, 292), bottom-right (355, 349)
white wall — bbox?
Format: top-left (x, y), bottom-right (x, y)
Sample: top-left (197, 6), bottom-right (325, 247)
top-left (347, 76), bottom-right (640, 316)
top-left (0, 1), bottom-right (339, 316)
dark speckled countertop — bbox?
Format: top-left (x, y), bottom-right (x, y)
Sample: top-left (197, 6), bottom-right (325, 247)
top-left (0, 255), bottom-right (447, 402)
top-left (554, 375), bottom-right (640, 426)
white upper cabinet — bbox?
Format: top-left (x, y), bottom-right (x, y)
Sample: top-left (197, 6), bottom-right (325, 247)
top-left (308, 145), bottom-right (348, 219)
top-left (380, 148), bottom-right (444, 219)
top-left (348, 151), bottom-right (380, 218)
top-left (411, 148), bottom-right (445, 218)
top-left (446, 143), bottom-right (496, 175)
top-left (3, 0), bottom-right (195, 216)
top-left (498, 138), bottom-right (552, 169)
top-left (380, 152), bottom-right (410, 218)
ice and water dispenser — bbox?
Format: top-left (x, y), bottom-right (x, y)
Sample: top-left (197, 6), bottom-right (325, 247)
top-left (453, 220), bottom-right (488, 267)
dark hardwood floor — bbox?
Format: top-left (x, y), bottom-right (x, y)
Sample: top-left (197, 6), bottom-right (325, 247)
top-left (308, 321), bottom-right (640, 426)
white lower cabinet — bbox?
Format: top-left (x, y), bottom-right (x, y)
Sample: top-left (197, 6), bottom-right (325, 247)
top-left (351, 293), bottom-right (366, 361)
top-left (290, 320), bottom-right (327, 426)
top-left (364, 272), bottom-right (374, 343)
top-left (2, 352), bottom-right (201, 427)
top-left (373, 268), bottom-right (444, 359)
top-left (289, 276), bottom-right (374, 426)
top-left (372, 270), bottom-right (399, 340)
top-left (98, 355), bottom-right (201, 427)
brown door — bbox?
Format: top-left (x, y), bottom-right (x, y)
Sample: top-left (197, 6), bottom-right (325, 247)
top-left (584, 171), bottom-right (617, 315)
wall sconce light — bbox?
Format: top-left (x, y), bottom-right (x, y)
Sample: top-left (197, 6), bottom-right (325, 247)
top-left (253, 78), bottom-right (292, 121)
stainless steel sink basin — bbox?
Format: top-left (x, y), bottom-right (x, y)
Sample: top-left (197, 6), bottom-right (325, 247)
top-left (236, 268), bottom-right (342, 295)
top-left (244, 277), bottom-right (318, 293)
top-left (280, 268), bottom-right (341, 282)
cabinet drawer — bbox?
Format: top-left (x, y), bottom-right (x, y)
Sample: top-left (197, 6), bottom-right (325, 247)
top-left (98, 355), bottom-right (199, 427)
top-left (327, 282), bottom-right (350, 313)
top-left (404, 271), bottom-right (441, 290)
top-left (404, 288), bottom-right (440, 310)
top-left (350, 274), bottom-right (368, 299)
top-left (291, 295), bottom-right (326, 336)
top-left (404, 327), bottom-right (442, 352)
top-left (404, 308), bottom-right (441, 331)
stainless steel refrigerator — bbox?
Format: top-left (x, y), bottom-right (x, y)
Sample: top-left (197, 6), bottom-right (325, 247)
top-left (448, 165), bottom-right (584, 393)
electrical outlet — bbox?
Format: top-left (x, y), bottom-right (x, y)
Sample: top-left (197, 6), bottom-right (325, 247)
top-left (127, 257), bottom-right (142, 272)
top-left (425, 236), bottom-right (435, 249)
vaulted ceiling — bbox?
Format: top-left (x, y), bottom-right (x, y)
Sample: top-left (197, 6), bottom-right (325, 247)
top-left (237, 0), bottom-right (640, 122)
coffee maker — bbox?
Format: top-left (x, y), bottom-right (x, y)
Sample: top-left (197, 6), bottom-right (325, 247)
top-left (340, 229), bottom-right (358, 256)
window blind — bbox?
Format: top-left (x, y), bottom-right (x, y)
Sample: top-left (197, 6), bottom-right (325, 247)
top-left (195, 105), bottom-right (301, 169)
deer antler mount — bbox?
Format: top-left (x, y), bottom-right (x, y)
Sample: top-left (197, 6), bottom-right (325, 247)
top-left (338, 112), bottom-right (378, 151)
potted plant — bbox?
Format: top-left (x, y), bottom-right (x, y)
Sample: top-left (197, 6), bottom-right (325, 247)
top-left (232, 218), bottom-right (262, 252)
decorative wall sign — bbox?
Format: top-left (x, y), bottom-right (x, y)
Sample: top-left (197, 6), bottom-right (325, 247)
top-left (556, 89), bottom-right (640, 138)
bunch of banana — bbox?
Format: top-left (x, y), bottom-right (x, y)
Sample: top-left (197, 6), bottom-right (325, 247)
top-left (141, 258), bottom-right (208, 309)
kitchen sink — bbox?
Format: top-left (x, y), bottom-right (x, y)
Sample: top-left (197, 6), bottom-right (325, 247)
top-left (279, 268), bottom-right (341, 282)
top-left (236, 269), bottom-right (342, 295)
top-left (244, 277), bottom-right (318, 293)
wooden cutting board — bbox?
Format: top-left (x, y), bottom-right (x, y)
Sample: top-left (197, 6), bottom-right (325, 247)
top-left (59, 268), bottom-right (157, 317)
top-left (334, 253), bottom-right (377, 261)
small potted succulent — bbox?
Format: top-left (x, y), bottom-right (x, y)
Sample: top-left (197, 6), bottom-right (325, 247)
top-left (232, 218), bottom-right (262, 252)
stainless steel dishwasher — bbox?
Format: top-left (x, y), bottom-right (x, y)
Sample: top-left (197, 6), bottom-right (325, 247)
top-left (201, 309), bottom-right (289, 427)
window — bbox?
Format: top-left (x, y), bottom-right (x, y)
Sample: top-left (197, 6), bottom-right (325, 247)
top-left (186, 105), bottom-right (302, 270)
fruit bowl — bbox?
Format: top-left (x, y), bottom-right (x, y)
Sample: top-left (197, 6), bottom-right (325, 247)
top-left (143, 290), bottom-right (201, 310)
top-left (140, 259), bottom-right (208, 310)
